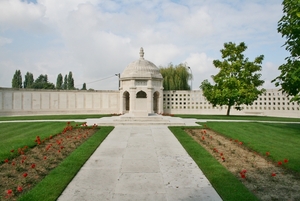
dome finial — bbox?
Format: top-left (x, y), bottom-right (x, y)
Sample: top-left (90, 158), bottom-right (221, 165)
top-left (139, 47), bottom-right (144, 59)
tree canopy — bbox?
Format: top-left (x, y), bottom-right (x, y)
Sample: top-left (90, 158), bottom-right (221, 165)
top-left (63, 75), bottom-right (68, 90)
top-left (56, 73), bottom-right (63, 89)
top-left (24, 72), bottom-right (34, 89)
top-left (12, 70), bottom-right (22, 88)
top-left (81, 83), bottom-right (87, 90)
top-left (10, 70), bottom-right (77, 90)
top-left (160, 63), bottom-right (192, 90)
top-left (67, 71), bottom-right (74, 90)
top-left (32, 74), bottom-right (55, 89)
top-left (272, 0), bottom-right (300, 103)
top-left (200, 42), bottom-right (265, 116)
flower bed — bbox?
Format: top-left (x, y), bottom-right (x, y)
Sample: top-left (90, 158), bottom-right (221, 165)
top-left (1, 122), bottom-right (98, 200)
top-left (185, 127), bottom-right (300, 201)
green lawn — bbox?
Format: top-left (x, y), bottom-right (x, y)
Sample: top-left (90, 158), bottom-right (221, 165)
top-left (0, 122), bottom-right (68, 163)
top-left (0, 114), bottom-right (109, 121)
top-left (205, 122), bottom-right (300, 173)
top-left (176, 114), bottom-right (300, 122)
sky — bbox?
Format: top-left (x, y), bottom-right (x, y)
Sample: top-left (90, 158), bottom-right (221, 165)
top-left (0, 0), bottom-right (288, 90)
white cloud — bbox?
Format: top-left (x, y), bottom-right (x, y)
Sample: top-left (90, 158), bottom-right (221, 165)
top-left (184, 52), bottom-right (217, 89)
top-left (0, 0), bottom-right (45, 31)
top-left (0, 37), bottom-right (12, 46)
top-left (261, 62), bottom-right (280, 89)
top-left (185, 53), bottom-right (215, 74)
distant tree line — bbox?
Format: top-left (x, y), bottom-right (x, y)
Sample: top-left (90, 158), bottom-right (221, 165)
top-left (11, 70), bottom-right (87, 90)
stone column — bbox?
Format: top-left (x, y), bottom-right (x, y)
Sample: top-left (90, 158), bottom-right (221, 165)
top-left (158, 89), bottom-right (164, 114)
top-left (147, 88), bottom-right (154, 114)
top-left (129, 87), bottom-right (136, 114)
top-left (119, 90), bottom-right (124, 114)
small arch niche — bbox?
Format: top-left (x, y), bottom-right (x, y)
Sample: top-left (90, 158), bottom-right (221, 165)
top-left (136, 91), bottom-right (147, 98)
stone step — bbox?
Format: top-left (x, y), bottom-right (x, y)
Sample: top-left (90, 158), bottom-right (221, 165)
top-left (119, 116), bottom-right (164, 121)
top-left (86, 115), bottom-right (189, 126)
top-left (96, 122), bottom-right (185, 126)
top-left (114, 119), bottom-right (169, 123)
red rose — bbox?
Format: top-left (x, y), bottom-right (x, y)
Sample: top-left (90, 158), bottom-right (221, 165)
top-left (17, 186), bottom-right (23, 192)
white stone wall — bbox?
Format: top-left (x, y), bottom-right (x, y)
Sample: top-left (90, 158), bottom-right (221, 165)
top-left (163, 89), bottom-right (300, 118)
top-left (0, 88), bottom-right (299, 118)
top-left (0, 88), bottom-right (120, 116)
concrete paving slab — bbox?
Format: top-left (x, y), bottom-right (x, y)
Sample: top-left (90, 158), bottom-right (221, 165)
top-left (121, 159), bottom-right (160, 173)
top-left (158, 155), bottom-right (199, 172)
top-left (92, 147), bottom-right (126, 158)
top-left (58, 124), bottom-right (222, 201)
top-left (166, 187), bottom-right (220, 201)
top-left (127, 137), bottom-right (155, 148)
top-left (162, 168), bottom-right (211, 188)
top-left (82, 156), bottom-right (123, 170)
top-left (58, 169), bottom-right (119, 200)
top-left (112, 193), bottom-right (167, 201)
top-left (59, 191), bottom-right (113, 201)
top-left (114, 173), bottom-right (166, 194)
top-left (123, 147), bottom-right (157, 159)
top-left (97, 141), bottom-right (127, 149)
top-left (156, 147), bottom-right (188, 156)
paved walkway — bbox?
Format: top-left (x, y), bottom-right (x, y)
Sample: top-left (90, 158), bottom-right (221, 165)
top-left (57, 121), bottom-right (222, 201)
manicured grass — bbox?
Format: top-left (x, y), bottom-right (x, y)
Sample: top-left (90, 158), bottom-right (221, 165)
top-left (169, 126), bottom-right (259, 201)
top-left (18, 126), bottom-right (113, 201)
top-left (176, 114), bottom-right (300, 122)
top-left (205, 122), bottom-right (300, 173)
top-left (0, 114), bottom-right (110, 121)
top-left (0, 122), bottom-right (67, 163)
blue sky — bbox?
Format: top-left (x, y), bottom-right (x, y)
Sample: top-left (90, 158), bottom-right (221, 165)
top-left (0, 0), bottom-right (288, 90)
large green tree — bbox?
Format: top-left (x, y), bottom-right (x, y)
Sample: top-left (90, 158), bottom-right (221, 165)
top-left (272, 0), bottom-right (300, 103)
top-left (23, 72), bottom-right (34, 89)
top-left (56, 73), bottom-right (63, 89)
top-left (32, 74), bottom-right (55, 89)
top-left (12, 70), bottom-right (22, 88)
top-left (160, 63), bottom-right (192, 90)
top-left (200, 42), bottom-right (265, 116)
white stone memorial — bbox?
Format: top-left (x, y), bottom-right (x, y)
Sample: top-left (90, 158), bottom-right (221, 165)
top-left (119, 48), bottom-right (164, 116)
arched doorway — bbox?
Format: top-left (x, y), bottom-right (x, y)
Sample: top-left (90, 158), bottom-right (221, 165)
top-left (136, 91), bottom-right (147, 98)
top-left (153, 91), bottom-right (159, 113)
top-left (135, 90), bottom-right (147, 111)
top-left (123, 91), bottom-right (130, 112)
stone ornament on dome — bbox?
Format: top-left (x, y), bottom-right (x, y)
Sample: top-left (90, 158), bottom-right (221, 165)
top-left (139, 47), bottom-right (144, 59)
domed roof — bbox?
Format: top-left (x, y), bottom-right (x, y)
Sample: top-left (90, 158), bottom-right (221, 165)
top-left (121, 48), bottom-right (163, 80)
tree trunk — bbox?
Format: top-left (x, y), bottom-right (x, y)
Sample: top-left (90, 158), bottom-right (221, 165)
top-left (226, 105), bottom-right (231, 116)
